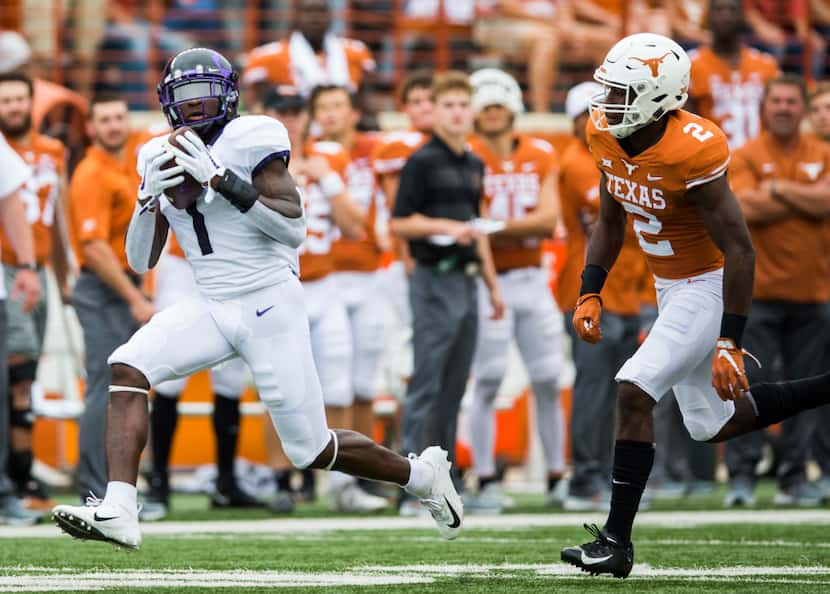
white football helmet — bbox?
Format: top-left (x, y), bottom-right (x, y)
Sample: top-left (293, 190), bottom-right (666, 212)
top-left (470, 68), bottom-right (525, 115)
top-left (590, 33), bottom-right (690, 139)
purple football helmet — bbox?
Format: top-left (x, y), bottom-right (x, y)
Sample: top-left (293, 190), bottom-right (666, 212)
top-left (157, 48), bottom-right (239, 142)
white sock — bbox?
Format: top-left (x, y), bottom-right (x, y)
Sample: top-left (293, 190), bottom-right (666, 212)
top-left (102, 481), bottom-right (138, 511)
top-left (404, 458), bottom-right (434, 499)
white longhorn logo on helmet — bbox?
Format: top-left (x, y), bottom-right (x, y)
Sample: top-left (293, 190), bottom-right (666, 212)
top-left (590, 33), bottom-right (691, 139)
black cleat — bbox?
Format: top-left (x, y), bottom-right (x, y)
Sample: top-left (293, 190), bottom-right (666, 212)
top-left (211, 486), bottom-right (263, 509)
top-left (561, 523), bottom-right (634, 578)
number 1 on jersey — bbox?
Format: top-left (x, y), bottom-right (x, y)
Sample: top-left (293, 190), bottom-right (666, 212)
top-left (186, 204), bottom-right (213, 255)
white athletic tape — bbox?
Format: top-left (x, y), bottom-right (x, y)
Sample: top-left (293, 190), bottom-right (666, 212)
top-left (109, 385), bottom-right (150, 396)
top-left (324, 429), bottom-right (339, 471)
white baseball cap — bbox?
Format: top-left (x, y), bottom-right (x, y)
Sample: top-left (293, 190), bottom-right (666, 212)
top-left (566, 81), bottom-right (603, 120)
top-left (0, 31), bottom-right (31, 74)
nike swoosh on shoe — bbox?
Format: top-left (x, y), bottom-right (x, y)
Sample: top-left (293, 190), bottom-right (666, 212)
top-left (444, 496), bottom-right (461, 529)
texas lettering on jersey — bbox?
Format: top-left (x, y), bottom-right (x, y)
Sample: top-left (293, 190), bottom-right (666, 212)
top-left (587, 109), bottom-right (729, 279)
top-left (468, 135), bottom-right (558, 271)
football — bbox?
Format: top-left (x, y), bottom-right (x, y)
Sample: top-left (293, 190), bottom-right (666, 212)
top-left (162, 126), bottom-right (204, 209)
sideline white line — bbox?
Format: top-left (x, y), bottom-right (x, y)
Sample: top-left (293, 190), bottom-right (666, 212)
top-left (2, 564), bottom-right (830, 592)
top-left (2, 509), bottom-right (830, 539)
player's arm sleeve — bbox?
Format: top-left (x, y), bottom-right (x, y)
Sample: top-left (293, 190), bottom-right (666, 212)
top-left (249, 159), bottom-right (306, 248)
top-left (685, 132), bottom-right (731, 190)
top-left (125, 201), bottom-right (162, 273)
top-left (391, 157), bottom-right (424, 218)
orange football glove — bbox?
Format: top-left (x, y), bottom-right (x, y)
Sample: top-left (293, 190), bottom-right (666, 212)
top-left (573, 293), bottom-right (603, 343)
top-left (711, 338), bottom-right (750, 401)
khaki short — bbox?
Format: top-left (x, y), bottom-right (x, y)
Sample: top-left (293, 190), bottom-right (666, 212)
top-left (474, 18), bottom-right (553, 55)
top-left (3, 265), bottom-right (49, 360)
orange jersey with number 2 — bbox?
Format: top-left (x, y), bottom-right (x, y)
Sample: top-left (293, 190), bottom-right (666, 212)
top-left (586, 109), bottom-right (729, 280)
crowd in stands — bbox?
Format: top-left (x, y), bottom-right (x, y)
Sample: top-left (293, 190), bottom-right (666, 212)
top-left (3, 1), bottom-right (829, 115)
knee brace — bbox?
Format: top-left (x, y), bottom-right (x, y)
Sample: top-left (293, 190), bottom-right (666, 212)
top-left (9, 360), bottom-right (38, 386)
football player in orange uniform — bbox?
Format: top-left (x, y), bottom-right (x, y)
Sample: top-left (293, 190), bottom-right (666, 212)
top-left (0, 72), bottom-right (71, 511)
top-left (561, 33), bottom-right (830, 578)
top-left (263, 87), bottom-right (388, 514)
top-left (310, 84), bottom-right (392, 498)
top-left (240, 0), bottom-right (375, 107)
top-left (464, 69), bottom-right (565, 513)
top-left (687, 0), bottom-right (779, 150)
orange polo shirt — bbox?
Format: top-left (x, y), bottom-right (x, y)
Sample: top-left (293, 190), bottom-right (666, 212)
top-left (730, 131), bottom-right (830, 302)
top-left (68, 145), bottom-right (138, 270)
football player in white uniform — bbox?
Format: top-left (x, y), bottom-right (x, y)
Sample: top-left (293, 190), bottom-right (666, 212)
top-left (466, 70), bottom-right (566, 513)
top-left (51, 48), bottom-right (463, 549)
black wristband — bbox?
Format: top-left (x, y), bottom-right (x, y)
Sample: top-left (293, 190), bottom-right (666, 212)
top-left (16, 263), bottom-right (36, 272)
top-left (579, 264), bottom-right (608, 296)
top-left (720, 313), bottom-right (747, 348)
top-left (215, 168), bottom-right (259, 213)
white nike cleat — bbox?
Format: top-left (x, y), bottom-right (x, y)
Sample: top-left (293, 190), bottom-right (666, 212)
top-left (51, 495), bottom-right (141, 550)
top-left (410, 446), bottom-right (463, 540)
top-left (331, 483), bottom-right (389, 513)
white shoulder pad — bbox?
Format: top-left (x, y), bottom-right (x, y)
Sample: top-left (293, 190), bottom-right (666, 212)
top-left (385, 131), bottom-right (423, 148)
top-left (311, 140), bottom-right (344, 156)
top-left (217, 115), bottom-right (291, 179)
top-left (530, 138), bottom-right (554, 154)
top-left (136, 135), bottom-right (169, 177)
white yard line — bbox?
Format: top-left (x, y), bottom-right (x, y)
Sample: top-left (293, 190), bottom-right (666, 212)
top-left (2, 564), bottom-right (830, 592)
top-left (2, 509), bottom-right (830, 539)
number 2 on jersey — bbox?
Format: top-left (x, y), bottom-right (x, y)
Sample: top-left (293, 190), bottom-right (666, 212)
top-left (621, 202), bottom-right (674, 257)
top-left (683, 122), bottom-right (714, 143)
top-left (186, 204), bottom-right (213, 255)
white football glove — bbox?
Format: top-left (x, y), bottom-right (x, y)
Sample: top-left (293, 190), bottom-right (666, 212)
top-left (165, 130), bottom-right (225, 187)
top-left (138, 150), bottom-right (184, 213)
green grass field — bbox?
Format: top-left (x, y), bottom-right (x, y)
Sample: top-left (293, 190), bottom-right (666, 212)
top-left (3, 482), bottom-right (830, 593)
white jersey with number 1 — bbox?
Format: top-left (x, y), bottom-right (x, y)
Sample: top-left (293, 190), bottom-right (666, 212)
top-left (136, 115), bottom-right (297, 300)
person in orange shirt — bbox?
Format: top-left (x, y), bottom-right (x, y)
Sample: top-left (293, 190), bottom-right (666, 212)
top-left (68, 94), bottom-right (155, 501)
top-left (261, 87), bottom-right (387, 514)
top-left (688, 0), bottom-right (779, 150)
top-left (463, 69), bottom-right (565, 513)
top-left (310, 85), bottom-right (389, 493)
top-left (556, 82), bottom-right (646, 512)
top-left (241, 0), bottom-right (375, 109)
top-left (725, 75), bottom-right (830, 508)
top-left (0, 72), bottom-right (71, 511)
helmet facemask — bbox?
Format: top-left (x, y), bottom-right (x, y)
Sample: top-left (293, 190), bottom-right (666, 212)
top-left (590, 77), bottom-right (663, 139)
top-left (157, 60), bottom-right (239, 142)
